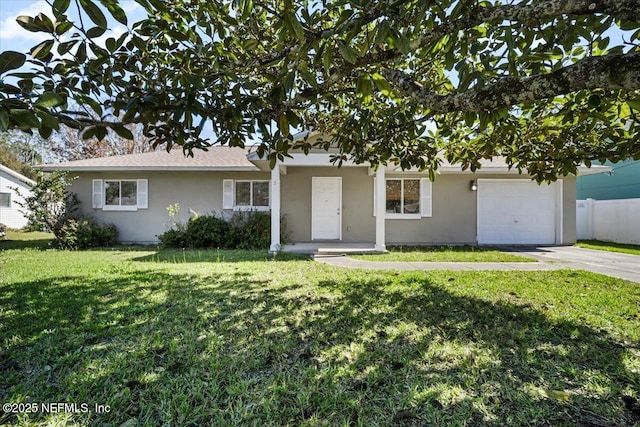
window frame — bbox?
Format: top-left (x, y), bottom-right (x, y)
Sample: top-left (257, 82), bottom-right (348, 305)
top-left (0, 192), bottom-right (11, 208)
top-left (95, 179), bottom-right (147, 211)
top-left (385, 178), bottom-right (421, 219)
top-left (373, 177), bottom-right (432, 219)
top-left (233, 180), bottom-right (270, 211)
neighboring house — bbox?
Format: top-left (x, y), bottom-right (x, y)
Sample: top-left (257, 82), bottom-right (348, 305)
top-left (40, 133), bottom-right (607, 249)
top-left (577, 159), bottom-right (640, 200)
top-left (0, 164), bottom-right (35, 229)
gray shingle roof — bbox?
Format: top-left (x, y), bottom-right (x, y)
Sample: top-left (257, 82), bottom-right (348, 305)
top-left (40, 147), bottom-right (259, 171)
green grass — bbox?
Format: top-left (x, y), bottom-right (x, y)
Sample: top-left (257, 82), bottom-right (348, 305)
top-left (1, 229), bottom-right (54, 250)
top-left (351, 245), bottom-right (535, 262)
top-left (1, 245), bottom-right (639, 426)
top-left (577, 239), bottom-right (640, 256)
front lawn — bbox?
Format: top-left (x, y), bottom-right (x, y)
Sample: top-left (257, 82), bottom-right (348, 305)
top-left (577, 239), bottom-right (640, 256)
top-left (1, 247), bottom-right (639, 426)
top-left (0, 229), bottom-right (53, 250)
top-left (351, 245), bottom-right (535, 262)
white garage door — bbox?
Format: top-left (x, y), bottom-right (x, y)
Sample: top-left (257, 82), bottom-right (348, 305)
top-left (477, 180), bottom-right (560, 245)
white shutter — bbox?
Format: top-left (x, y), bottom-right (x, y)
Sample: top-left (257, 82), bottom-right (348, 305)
top-left (420, 178), bottom-right (432, 217)
top-left (223, 179), bottom-right (234, 209)
top-left (373, 177), bottom-right (376, 216)
top-left (137, 179), bottom-right (148, 209)
top-left (92, 179), bottom-right (103, 208)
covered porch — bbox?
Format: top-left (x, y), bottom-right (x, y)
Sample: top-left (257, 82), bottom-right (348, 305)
top-left (248, 151), bottom-right (389, 253)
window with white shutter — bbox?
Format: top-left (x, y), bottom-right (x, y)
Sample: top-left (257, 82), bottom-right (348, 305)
top-left (420, 178), bottom-right (432, 217)
top-left (223, 179), bottom-right (234, 209)
top-left (92, 179), bottom-right (103, 208)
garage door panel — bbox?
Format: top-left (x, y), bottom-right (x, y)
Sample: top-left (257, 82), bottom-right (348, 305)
top-left (477, 180), bottom-right (559, 245)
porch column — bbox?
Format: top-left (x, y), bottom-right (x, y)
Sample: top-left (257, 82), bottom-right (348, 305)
top-left (375, 166), bottom-right (386, 252)
top-left (270, 162), bottom-right (281, 252)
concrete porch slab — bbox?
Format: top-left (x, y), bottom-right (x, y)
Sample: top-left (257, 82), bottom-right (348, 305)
top-left (281, 242), bottom-right (379, 254)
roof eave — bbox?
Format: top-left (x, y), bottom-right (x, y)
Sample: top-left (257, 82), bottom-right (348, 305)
top-left (39, 166), bottom-right (260, 172)
top-left (0, 164), bottom-right (36, 185)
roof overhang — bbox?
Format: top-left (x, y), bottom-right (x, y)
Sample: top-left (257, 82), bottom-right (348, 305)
top-left (38, 166), bottom-right (260, 172)
top-left (0, 164), bottom-right (36, 185)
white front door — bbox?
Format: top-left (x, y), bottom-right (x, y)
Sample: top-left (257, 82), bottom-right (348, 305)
top-left (312, 177), bottom-right (342, 240)
top-left (477, 179), bottom-right (560, 245)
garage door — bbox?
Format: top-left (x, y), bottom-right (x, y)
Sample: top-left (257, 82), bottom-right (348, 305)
top-left (477, 180), bottom-right (560, 245)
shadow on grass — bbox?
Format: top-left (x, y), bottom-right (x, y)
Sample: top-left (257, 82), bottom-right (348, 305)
top-left (0, 239), bottom-right (52, 250)
top-left (1, 269), bottom-right (638, 426)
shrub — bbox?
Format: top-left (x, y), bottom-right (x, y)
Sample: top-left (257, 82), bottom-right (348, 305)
top-left (158, 227), bottom-right (188, 249)
top-left (52, 218), bottom-right (118, 250)
top-left (228, 211), bottom-right (271, 249)
top-left (75, 218), bottom-right (118, 248)
top-left (185, 214), bottom-right (230, 248)
top-left (157, 209), bottom-right (288, 250)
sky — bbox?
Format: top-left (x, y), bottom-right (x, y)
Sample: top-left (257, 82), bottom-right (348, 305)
top-left (0, 0), bottom-right (144, 54)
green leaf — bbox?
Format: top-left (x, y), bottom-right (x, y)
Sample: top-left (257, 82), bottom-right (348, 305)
top-left (39, 124), bottom-right (53, 139)
top-left (626, 99), bottom-right (640, 111)
top-left (372, 73), bottom-right (392, 96)
top-left (0, 108), bottom-right (9, 131)
top-left (10, 109), bottom-right (40, 129)
top-left (36, 109), bottom-right (60, 131)
top-left (277, 113), bottom-right (289, 135)
top-left (106, 2), bottom-right (127, 25)
top-left (113, 125), bottom-right (134, 140)
top-left (34, 13), bottom-right (54, 32)
top-left (35, 92), bottom-right (65, 108)
top-left (16, 16), bottom-right (39, 32)
top-left (87, 26), bottom-right (106, 38)
top-left (285, 11), bottom-right (305, 42)
top-left (53, 0), bottom-right (71, 16)
top-left (338, 42), bottom-right (358, 64)
top-left (57, 40), bottom-right (78, 55)
top-left (55, 20), bottom-right (73, 35)
top-left (79, 0), bottom-right (107, 28)
top-left (394, 35), bottom-right (410, 54)
top-left (356, 75), bottom-right (372, 103)
top-left (0, 51), bottom-right (26, 74)
top-left (31, 40), bottom-right (55, 59)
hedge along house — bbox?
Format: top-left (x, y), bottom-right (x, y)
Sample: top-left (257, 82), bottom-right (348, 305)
top-left (0, 164), bottom-right (35, 229)
top-left (40, 133), bottom-right (607, 250)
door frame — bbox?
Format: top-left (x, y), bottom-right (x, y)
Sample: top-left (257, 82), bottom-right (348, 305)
top-left (311, 177), bottom-right (342, 240)
top-left (476, 178), bottom-right (563, 245)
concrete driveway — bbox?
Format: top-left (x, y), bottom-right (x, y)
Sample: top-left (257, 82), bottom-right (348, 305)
top-left (500, 246), bottom-right (640, 283)
top-left (314, 246), bottom-right (640, 283)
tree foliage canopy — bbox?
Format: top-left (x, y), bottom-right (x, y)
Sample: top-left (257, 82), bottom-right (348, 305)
top-left (0, 0), bottom-right (639, 180)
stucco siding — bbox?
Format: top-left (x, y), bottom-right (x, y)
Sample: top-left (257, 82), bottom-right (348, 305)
top-left (0, 171), bottom-right (31, 229)
top-left (281, 166), bottom-right (375, 242)
top-left (67, 168), bottom-right (576, 245)
top-left (69, 171), bottom-right (270, 243)
top-left (388, 174), bottom-right (576, 245)
top-left (386, 173), bottom-right (477, 244)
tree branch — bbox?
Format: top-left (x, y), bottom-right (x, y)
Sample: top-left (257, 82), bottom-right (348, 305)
top-left (383, 52), bottom-right (640, 113)
top-left (355, 0), bottom-right (640, 68)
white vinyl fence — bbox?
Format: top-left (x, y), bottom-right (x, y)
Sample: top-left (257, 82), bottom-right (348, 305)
top-left (576, 198), bottom-right (640, 244)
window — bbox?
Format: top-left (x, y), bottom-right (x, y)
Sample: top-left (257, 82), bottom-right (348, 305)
top-left (374, 178), bottom-right (432, 218)
top-left (223, 180), bottom-right (270, 210)
top-left (386, 179), bottom-right (420, 214)
top-left (0, 192), bottom-right (10, 208)
top-left (92, 179), bottom-right (148, 211)
top-left (105, 180), bottom-right (137, 207)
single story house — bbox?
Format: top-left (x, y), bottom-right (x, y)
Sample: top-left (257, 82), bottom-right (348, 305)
top-left (41, 133), bottom-right (607, 250)
top-left (0, 164), bottom-right (35, 229)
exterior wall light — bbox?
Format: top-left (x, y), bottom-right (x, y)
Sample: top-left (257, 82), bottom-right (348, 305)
top-left (470, 180), bottom-right (478, 191)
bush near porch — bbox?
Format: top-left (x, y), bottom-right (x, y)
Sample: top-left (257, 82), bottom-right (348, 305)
top-left (158, 211), bottom-right (278, 250)
top-left (1, 243), bottom-right (639, 426)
